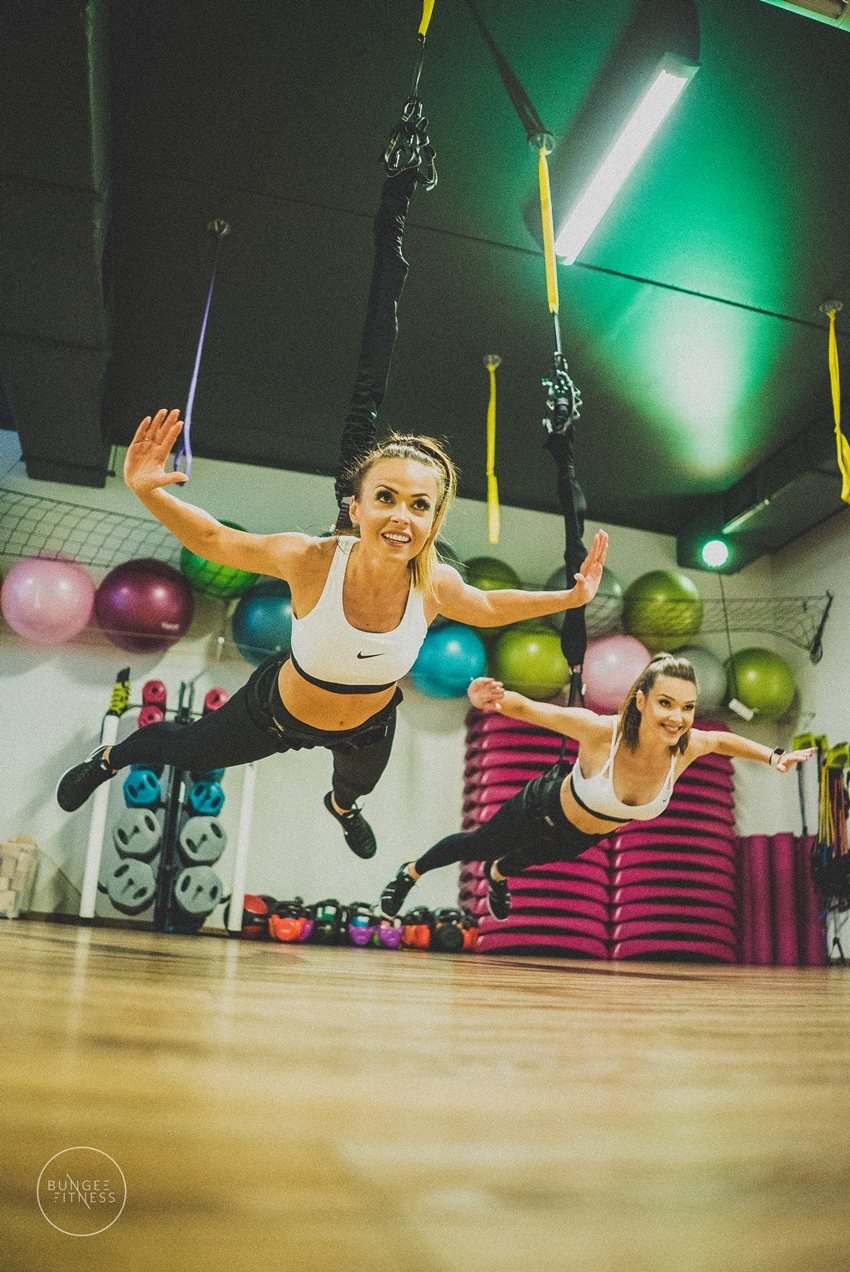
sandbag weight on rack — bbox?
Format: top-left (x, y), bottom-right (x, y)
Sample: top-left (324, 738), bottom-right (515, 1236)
top-left (172, 865), bottom-right (223, 925)
top-left (105, 860), bottom-right (157, 915)
top-left (187, 779), bottom-right (225, 816)
top-left (203, 688), bottom-right (229, 714)
top-left (141, 679), bottom-right (167, 708)
top-left (178, 816), bottom-right (227, 865)
top-left (112, 808), bottom-right (162, 861)
top-left (123, 768), bottom-right (161, 808)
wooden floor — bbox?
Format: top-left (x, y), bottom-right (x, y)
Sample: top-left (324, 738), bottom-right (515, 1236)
top-left (4, 922), bottom-right (850, 1272)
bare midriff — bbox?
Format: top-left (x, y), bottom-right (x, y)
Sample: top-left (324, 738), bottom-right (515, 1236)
top-left (276, 659), bottom-right (397, 731)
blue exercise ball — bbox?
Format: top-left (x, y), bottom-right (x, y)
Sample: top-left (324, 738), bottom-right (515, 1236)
top-left (411, 623), bottom-right (487, 699)
top-left (231, 579), bottom-right (293, 666)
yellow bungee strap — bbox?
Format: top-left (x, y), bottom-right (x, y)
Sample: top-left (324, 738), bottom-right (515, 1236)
top-left (484, 354), bottom-right (501, 544)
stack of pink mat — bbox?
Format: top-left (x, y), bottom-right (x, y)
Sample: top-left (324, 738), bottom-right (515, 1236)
top-left (737, 833), bottom-right (826, 965)
top-left (460, 712), bottom-right (614, 958)
top-left (610, 730), bottom-right (738, 962)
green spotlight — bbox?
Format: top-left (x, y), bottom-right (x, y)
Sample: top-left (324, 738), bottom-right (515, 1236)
top-left (700, 538), bottom-right (730, 569)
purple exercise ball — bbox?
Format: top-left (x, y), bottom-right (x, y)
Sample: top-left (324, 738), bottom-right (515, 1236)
top-left (95, 558), bottom-right (195, 653)
top-left (1, 557), bottom-right (95, 644)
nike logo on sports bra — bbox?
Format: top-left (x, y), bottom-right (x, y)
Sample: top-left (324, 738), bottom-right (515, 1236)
top-left (356, 651), bottom-right (384, 659)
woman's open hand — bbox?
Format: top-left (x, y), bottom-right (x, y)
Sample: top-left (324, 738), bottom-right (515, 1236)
top-left (775, 746), bottom-right (817, 773)
top-left (468, 676), bottom-right (506, 712)
top-left (569, 529), bottom-right (608, 606)
top-left (124, 409), bottom-right (189, 495)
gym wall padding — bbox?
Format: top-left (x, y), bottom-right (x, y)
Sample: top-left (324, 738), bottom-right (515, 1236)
top-left (0, 0), bottom-right (112, 485)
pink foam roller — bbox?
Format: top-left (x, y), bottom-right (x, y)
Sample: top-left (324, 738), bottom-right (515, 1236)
top-left (770, 833), bottom-right (799, 966)
top-left (610, 890), bottom-right (738, 910)
top-left (613, 867), bottom-right (736, 894)
top-left (612, 849), bottom-right (736, 875)
top-left (612, 937), bottom-right (736, 962)
top-left (738, 837), bottom-right (754, 965)
top-left (478, 931), bottom-right (610, 958)
top-left (615, 832), bottom-right (736, 856)
top-left (796, 835), bottom-right (827, 966)
top-left (746, 835), bottom-right (774, 964)
top-left (468, 766), bottom-right (559, 787)
top-left (613, 918), bottom-right (736, 944)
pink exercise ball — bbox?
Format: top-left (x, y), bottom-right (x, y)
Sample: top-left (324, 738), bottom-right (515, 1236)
top-left (95, 558), bottom-right (195, 653)
top-left (583, 634), bottom-right (651, 713)
top-left (1, 557), bottom-right (95, 644)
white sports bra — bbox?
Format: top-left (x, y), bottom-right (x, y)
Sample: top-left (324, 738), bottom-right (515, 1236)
top-left (569, 719), bottom-right (677, 824)
top-left (288, 536), bottom-right (428, 694)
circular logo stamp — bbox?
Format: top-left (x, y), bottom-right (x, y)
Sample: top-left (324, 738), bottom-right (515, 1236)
top-left (36, 1147), bottom-right (127, 1236)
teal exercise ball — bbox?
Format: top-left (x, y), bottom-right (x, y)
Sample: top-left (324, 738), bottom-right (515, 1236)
top-left (411, 623), bottom-right (487, 698)
top-left (491, 627), bottom-right (569, 701)
top-left (180, 520), bottom-right (259, 600)
top-left (622, 569), bottom-right (703, 652)
top-left (676, 645), bottom-right (726, 716)
top-left (545, 563), bottom-right (624, 636)
top-left (231, 579), bottom-right (293, 666)
top-left (724, 647), bottom-right (796, 721)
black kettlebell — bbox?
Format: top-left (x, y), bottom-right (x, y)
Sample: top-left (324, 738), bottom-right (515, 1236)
top-left (430, 907), bottom-right (465, 954)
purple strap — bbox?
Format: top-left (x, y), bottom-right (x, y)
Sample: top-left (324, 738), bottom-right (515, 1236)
top-left (174, 222), bottom-right (229, 477)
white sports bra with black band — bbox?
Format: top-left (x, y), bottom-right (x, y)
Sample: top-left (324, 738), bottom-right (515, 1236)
top-left (569, 719), bottom-right (677, 824)
top-left (288, 536), bottom-right (428, 694)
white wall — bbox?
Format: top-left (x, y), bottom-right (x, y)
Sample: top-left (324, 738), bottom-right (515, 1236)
top-left (0, 430), bottom-right (830, 925)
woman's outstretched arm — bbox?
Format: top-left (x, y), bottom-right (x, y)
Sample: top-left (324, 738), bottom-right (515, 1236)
top-left (125, 409), bottom-right (308, 578)
top-left (467, 675), bottom-right (608, 746)
top-left (435, 529), bottom-right (608, 628)
top-left (691, 729), bottom-right (817, 773)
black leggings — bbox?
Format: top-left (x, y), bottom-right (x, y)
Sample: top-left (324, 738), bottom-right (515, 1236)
top-left (414, 764), bottom-right (604, 879)
top-left (109, 657), bottom-right (400, 809)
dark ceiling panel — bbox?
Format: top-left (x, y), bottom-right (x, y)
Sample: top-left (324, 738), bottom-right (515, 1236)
top-left (5, 0), bottom-right (850, 536)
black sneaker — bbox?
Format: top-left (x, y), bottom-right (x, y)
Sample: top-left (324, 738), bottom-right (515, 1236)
top-left (323, 792), bottom-right (377, 860)
top-left (485, 862), bottom-right (511, 921)
top-left (379, 865), bottom-right (417, 919)
top-left (56, 747), bottom-right (116, 812)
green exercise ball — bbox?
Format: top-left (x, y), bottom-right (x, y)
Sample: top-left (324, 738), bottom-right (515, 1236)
top-left (491, 626), bottom-right (569, 701)
top-left (464, 555), bottom-right (521, 592)
top-left (465, 555), bottom-right (522, 639)
top-left (180, 520), bottom-right (259, 600)
top-left (622, 569), bottom-right (703, 652)
top-left (545, 563), bottom-right (624, 636)
top-left (724, 647), bottom-right (796, 721)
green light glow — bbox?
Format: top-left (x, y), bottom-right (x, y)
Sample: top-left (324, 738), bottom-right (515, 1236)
top-left (700, 538), bottom-right (730, 567)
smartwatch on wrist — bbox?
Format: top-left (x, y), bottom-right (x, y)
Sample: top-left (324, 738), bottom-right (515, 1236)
top-left (769, 748), bottom-right (785, 768)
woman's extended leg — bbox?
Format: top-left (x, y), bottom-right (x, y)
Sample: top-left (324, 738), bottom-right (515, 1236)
top-left (323, 705), bottom-right (399, 860)
top-left (378, 790), bottom-right (552, 919)
top-left (56, 681), bottom-right (282, 813)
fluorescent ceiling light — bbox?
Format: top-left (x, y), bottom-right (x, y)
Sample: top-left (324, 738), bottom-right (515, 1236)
top-left (760, 0), bottom-right (850, 30)
top-left (526, 0), bottom-right (700, 266)
top-left (554, 58), bottom-right (695, 264)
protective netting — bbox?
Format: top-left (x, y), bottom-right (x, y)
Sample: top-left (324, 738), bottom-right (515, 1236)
top-left (0, 487), bottom-right (831, 659)
top-left (595, 595), bottom-right (832, 659)
top-left (0, 487), bottom-right (179, 568)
